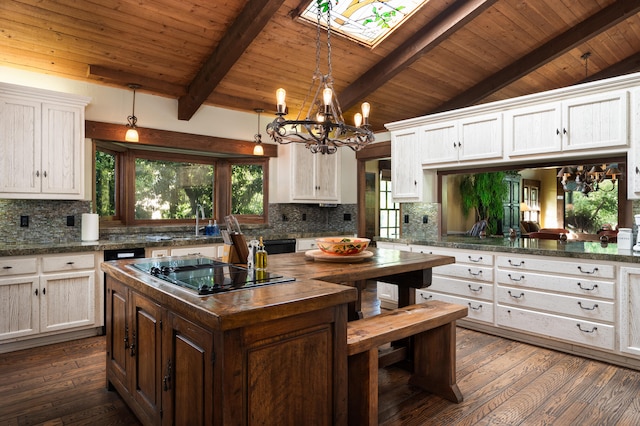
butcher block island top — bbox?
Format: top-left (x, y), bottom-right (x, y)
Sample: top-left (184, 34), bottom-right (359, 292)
top-left (101, 248), bottom-right (455, 426)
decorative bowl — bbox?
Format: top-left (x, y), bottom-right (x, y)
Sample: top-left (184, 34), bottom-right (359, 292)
top-left (315, 237), bottom-right (370, 256)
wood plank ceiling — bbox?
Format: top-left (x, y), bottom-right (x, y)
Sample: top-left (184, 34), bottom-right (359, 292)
top-left (2, 0), bottom-right (640, 133)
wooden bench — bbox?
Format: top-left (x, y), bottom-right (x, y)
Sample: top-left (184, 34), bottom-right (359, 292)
top-left (346, 300), bottom-right (468, 426)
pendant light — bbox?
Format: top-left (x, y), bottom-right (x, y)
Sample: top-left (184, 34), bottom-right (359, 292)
top-left (253, 108), bottom-right (264, 156)
top-left (125, 84), bottom-right (140, 142)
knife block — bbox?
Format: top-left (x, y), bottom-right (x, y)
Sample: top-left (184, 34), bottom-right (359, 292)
top-left (222, 233), bottom-right (249, 264)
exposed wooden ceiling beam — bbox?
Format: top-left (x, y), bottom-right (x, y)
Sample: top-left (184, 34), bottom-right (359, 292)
top-left (177, 0), bottom-right (286, 121)
top-left (338, 0), bottom-right (498, 111)
top-left (87, 65), bottom-right (185, 98)
top-left (433, 0), bottom-right (640, 113)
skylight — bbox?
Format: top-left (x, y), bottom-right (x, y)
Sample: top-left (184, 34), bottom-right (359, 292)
top-left (300, 0), bottom-right (429, 47)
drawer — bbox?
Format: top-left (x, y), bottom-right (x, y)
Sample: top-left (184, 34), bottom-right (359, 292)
top-left (431, 276), bottom-right (493, 301)
top-left (497, 285), bottom-right (614, 323)
top-left (496, 270), bottom-right (614, 299)
top-left (42, 253), bottom-right (95, 272)
top-left (496, 256), bottom-right (615, 279)
top-left (296, 238), bottom-right (318, 252)
top-left (434, 263), bottom-right (494, 282)
top-left (422, 247), bottom-right (494, 266)
top-left (496, 305), bottom-right (614, 351)
top-left (171, 245), bottom-right (220, 258)
top-left (0, 257), bottom-right (38, 276)
top-left (417, 290), bottom-right (492, 324)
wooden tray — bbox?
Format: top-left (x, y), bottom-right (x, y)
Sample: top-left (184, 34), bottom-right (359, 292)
top-left (305, 249), bottom-right (373, 263)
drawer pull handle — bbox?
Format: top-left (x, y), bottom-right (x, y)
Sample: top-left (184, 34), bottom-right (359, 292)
top-left (2, 266), bottom-right (12, 269)
top-left (576, 324), bottom-right (597, 333)
top-left (468, 256), bottom-right (482, 262)
top-left (66, 261), bottom-right (74, 265)
top-left (468, 269), bottom-right (482, 277)
top-left (578, 302), bottom-right (598, 311)
top-left (508, 274), bottom-right (525, 281)
top-left (508, 290), bottom-right (525, 299)
top-left (420, 294), bottom-right (433, 300)
top-left (35, 289), bottom-right (38, 296)
top-left (577, 266), bottom-right (598, 274)
top-left (468, 303), bottom-right (482, 311)
top-left (508, 260), bottom-right (524, 267)
top-left (577, 282), bottom-right (598, 291)
top-left (468, 284), bottom-right (482, 292)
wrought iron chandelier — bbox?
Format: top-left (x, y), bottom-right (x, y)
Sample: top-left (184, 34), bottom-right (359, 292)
top-left (557, 163), bottom-right (622, 194)
top-left (266, 1), bottom-right (374, 154)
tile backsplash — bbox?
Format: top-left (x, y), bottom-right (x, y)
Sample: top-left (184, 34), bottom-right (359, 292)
top-left (0, 200), bottom-right (358, 244)
top-left (0, 199), bottom-right (91, 244)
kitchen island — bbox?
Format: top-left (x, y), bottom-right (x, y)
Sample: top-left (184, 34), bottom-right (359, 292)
top-left (101, 248), bottom-right (455, 426)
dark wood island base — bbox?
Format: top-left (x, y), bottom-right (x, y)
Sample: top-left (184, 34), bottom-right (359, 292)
top-left (103, 258), bottom-right (357, 426)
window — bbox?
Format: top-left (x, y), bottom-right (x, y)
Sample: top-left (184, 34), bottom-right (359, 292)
top-left (565, 180), bottom-right (618, 234)
top-left (379, 177), bottom-right (400, 238)
top-left (94, 145), bottom-right (268, 225)
top-left (95, 149), bottom-right (117, 218)
top-left (301, 0), bottom-right (430, 47)
top-left (231, 163), bottom-right (264, 216)
top-left (134, 158), bottom-right (214, 220)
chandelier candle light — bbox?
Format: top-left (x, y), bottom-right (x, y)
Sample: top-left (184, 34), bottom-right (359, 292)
top-left (266, 0), bottom-right (374, 154)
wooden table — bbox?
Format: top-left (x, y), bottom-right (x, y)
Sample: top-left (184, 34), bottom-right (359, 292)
top-left (269, 247), bottom-right (456, 321)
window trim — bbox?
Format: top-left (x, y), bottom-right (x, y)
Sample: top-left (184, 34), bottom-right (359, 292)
top-left (94, 143), bottom-right (269, 226)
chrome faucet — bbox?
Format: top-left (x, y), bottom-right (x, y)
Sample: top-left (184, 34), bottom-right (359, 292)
top-left (195, 204), bottom-right (205, 236)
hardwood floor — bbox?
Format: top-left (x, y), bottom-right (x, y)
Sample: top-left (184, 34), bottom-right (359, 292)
top-left (1, 283), bottom-right (639, 425)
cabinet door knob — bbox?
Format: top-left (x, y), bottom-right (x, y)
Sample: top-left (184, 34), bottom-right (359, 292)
top-left (35, 170), bottom-right (40, 177)
top-left (2, 266), bottom-right (12, 269)
top-left (43, 171), bottom-right (47, 178)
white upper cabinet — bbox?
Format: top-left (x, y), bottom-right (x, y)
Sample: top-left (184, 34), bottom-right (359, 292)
top-left (421, 113), bottom-right (503, 167)
top-left (562, 91), bottom-right (628, 151)
top-left (0, 97), bottom-right (42, 194)
top-left (505, 91), bottom-right (629, 158)
top-left (0, 83), bottom-right (90, 199)
top-left (391, 128), bottom-right (423, 201)
top-left (504, 102), bottom-right (562, 157)
top-left (277, 143), bottom-right (340, 203)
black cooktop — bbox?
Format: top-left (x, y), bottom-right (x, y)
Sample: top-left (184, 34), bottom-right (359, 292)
top-left (130, 257), bottom-right (294, 295)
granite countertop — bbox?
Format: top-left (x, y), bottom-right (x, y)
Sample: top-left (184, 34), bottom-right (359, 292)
top-left (375, 235), bottom-right (640, 264)
top-left (0, 232), bottom-right (337, 257)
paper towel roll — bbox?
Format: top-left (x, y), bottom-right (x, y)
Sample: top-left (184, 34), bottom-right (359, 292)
top-left (81, 213), bottom-right (99, 241)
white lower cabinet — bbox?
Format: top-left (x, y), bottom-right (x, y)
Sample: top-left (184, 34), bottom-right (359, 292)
top-left (412, 245), bottom-right (494, 325)
top-left (0, 252), bottom-right (101, 351)
top-left (394, 244), bottom-right (640, 367)
top-left (620, 267), bottom-right (640, 357)
top-left (496, 254), bottom-right (616, 351)
top-left (496, 306), bottom-right (614, 350)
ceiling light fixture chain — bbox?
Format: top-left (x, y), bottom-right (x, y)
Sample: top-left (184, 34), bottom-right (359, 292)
top-left (266, 0), bottom-right (374, 154)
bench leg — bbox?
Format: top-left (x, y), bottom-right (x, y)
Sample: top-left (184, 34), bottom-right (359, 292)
top-left (408, 322), bottom-right (463, 403)
top-left (348, 348), bottom-right (378, 426)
